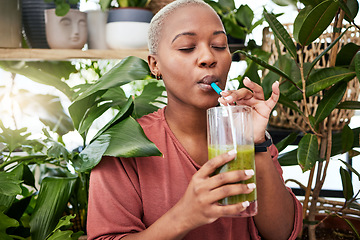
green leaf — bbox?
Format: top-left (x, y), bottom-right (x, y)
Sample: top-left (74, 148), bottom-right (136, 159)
top-left (314, 81), bottom-right (347, 125)
top-left (341, 125), bottom-right (354, 153)
top-left (236, 50), bottom-right (295, 83)
top-left (336, 42), bottom-right (360, 67)
top-left (55, 2), bottom-right (70, 16)
top-left (0, 123), bottom-right (31, 153)
top-left (310, 26), bottom-right (352, 72)
top-left (90, 97), bottom-right (134, 142)
top-left (336, 100), bottom-right (360, 109)
top-left (76, 117), bottom-right (162, 172)
top-left (355, 50), bottom-right (360, 81)
top-left (74, 56), bottom-right (151, 102)
top-left (235, 5), bottom-right (254, 30)
top-left (278, 94), bottom-right (302, 113)
top-left (340, 159), bottom-right (360, 181)
top-left (0, 172), bottom-right (22, 197)
top-left (275, 132), bottom-right (299, 153)
top-left (297, 133), bottom-right (319, 172)
top-left (288, 67), bottom-right (356, 101)
top-left (297, 0), bottom-right (339, 46)
top-left (340, 167), bottom-right (353, 201)
top-left (341, 0), bottom-right (359, 23)
top-left (29, 177), bottom-right (77, 240)
top-left (46, 215), bottom-right (83, 240)
top-left (0, 61), bottom-right (75, 99)
top-left (294, 5), bottom-right (313, 43)
top-left (278, 148), bottom-right (298, 166)
top-left (218, 0), bottom-right (236, 11)
top-left (264, 10), bottom-right (297, 59)
top-left (0, 211), bottom-right (19, 240)
top-left (133, 82), bottom-right (166, 119)
top-left (6, 195), bottom-right (32, 222)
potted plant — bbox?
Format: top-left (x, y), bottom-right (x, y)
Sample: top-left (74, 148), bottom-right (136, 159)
top-left (205, 0), bottom-right (264, 46)
top-left (236, 0), bottom-right (360, 239)
top-left (98, 0), bottom-right (153, 49)
top-left (0, 57), bottom-right (166, 239)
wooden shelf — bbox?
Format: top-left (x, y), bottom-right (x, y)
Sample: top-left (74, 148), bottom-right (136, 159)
top-left (0, 48), bottom-right (149, 61)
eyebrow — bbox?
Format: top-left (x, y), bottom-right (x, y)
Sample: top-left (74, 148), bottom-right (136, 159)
top-left (171, 30), bottom-right (226, 43)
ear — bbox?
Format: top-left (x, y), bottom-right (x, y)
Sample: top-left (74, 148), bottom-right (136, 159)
top-left (148, 54), bottom-right (160, 76)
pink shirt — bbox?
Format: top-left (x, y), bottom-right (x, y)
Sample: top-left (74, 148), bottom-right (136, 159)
top-left (87, 108), bottom-right (302, 239)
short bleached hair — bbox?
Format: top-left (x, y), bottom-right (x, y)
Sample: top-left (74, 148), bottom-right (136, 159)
top-left (148, 0), bottom-right (220, 54)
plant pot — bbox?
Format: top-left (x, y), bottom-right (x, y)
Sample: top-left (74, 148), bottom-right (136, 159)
top-left (86, 10), bottom-right (108, 49)
top-left (300, 214), bottom-right (360, 239)
top-left (105, 8), bottom-right (153, 49)
top-left (22, 0), bottom-right (79, 48)
top-left (45, 9), bottom-right (87, 49)
top-left (0, 0), bottom-right (22, 48)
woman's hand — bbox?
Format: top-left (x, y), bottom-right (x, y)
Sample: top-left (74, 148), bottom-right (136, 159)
top-left (173, 150), bottom-right (255, 232)
top-left (218, 77), bottom-right (279, 143)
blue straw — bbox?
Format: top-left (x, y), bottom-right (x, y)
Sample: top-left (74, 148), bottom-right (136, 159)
top-left (210, 82), bottom-right (223, 95)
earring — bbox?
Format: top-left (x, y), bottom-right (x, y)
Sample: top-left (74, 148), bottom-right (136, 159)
top-left (156, 74), bottom-right (162, 80)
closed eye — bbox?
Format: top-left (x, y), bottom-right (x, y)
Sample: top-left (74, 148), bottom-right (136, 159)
top-left (212, 46), bottom-right (227, 50)
top-left (178, 47), bottom-right (195, 52)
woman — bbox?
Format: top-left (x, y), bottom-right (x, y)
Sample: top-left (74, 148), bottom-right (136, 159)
top-left (87, 0), bottom-right (302, 239)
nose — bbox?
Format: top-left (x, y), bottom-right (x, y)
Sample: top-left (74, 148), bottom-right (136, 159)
top-left (197, 45), bottom-right (217, 68)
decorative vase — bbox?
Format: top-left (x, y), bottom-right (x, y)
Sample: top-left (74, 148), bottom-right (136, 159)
top-left (105, 8), bottom-right (153, 49)
top-left (21, 0), bottom-right (79, 48)
top-left (44, 9), bottom-right (87, 49)
top-left (86, 10), bottom-right (108, 49)
top-left (0, 0), bottom-right (22, 48)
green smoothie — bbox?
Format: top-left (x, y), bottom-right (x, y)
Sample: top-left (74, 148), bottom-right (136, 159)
top-left (208, 145), bottom-right (256, 205)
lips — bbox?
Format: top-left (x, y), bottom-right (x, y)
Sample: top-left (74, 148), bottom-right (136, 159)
top-left (198, 75), bottom-right (219, 85)
top-left (197, 75), bottom-right (221, 91)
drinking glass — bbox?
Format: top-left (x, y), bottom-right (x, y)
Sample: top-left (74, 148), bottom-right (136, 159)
top-left (207, 105), bottom-right (257, 217)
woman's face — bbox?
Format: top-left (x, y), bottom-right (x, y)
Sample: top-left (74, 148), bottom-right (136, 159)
top-left (152, 5), bottom-right (232, 110)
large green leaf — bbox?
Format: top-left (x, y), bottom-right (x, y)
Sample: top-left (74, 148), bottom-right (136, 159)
top-left (29, 177), bottom-right (77, 240)
top-left (133, 82), bottom-right (166, 119)
top-left (264, 10), bottom-right (297, 59)
top-left (76, 117), bottom-right (162, 172)
top-left (69, 56), bottom-right (151, 131)
top-left (74, 56), bottom-right (151, 102)
top-left (288, 67), bottom-right (356, 100)
top-left (0, 211), bottom-right (19, 240)
top-left (314, 81), bottom-right (347, 125)
top-left (340, 167), bottom-right (354, 201)
top-left (0, 123), bottom-right (30, 153)
top-left (331, 127), bottom-right (360, 156)
top-left (104, 117), bottom-right (161, 157)
top-left (0, 61), bottom-right (75, 99)
top-left (297, 0), bottom-right (339, 46)
top-left (297, 133), bottom-right (319, 172)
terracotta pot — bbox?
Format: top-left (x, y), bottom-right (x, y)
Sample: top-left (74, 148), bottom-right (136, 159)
top-left (45, 9), bottom-right (87, 49)
top-left (0, 0), bottom-right (22, 48)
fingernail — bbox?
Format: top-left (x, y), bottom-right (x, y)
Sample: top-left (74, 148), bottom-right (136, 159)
top-left (228, 149), bottom-right (237, 156)
top-left (244, 169), bottom-right (254, 176)
top-left (224, 95), bottom-right (233, 101)
top-left (247, 183), bottom-right (256, 190)
top-left (242, 201), bottom-right (250, 208)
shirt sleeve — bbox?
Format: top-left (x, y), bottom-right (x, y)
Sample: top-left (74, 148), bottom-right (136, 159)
top-left (249, 144), bottom-right (303, 239)
top-left (87, 156), bottom-right (145, 240)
